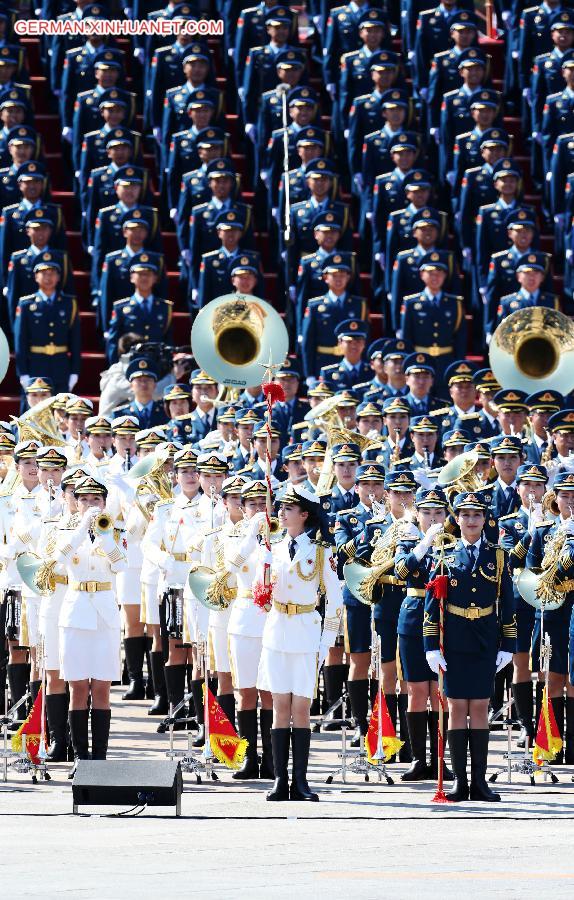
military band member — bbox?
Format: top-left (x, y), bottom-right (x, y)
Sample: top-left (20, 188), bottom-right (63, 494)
top-left (489, 434), bottom-right (523, 521)
top-left (526, 471), bottom-right (574, 763)
top-left (56, 475), bottom-right (127, 772)
top-left (354, 469), bottom-right (417, 758)
top-left (498, 463), bottom-right (548, 746)
top-left (424, 491), bottom-right (516, 801)
top-left (256, 484), bottom-right (342, 801)
top-left (395, 487), bottom-right (453, 781)
top-left (335, 462), bottom-right (385, 744)
top-left (224, 480), bottom-right (274, 779)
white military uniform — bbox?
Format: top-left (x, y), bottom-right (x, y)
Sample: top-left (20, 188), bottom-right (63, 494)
top-left (201, 518), bottom-right (244, 673)
top-left (56, 515), bottom-right (127, 681)
top-left (225, 525), bottom-right (269, 689)
top-left (37, 512), bottom-right (73, 670)
top-left (0, 485), bottom-right (43, 648)
top-left (257, 532), bottom-right (343, 699)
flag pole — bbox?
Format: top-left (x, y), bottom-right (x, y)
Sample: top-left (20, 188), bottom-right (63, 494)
top-left (432, 533), bottom-right (451, 803)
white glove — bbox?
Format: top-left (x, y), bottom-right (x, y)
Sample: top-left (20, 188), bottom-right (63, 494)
top-left (446, 170), bottom-right (456, 187)
top-left (366, 211), bottom-right (372, 221)
top-left (248, 510), bottom-right (267, 536)
top-left (413, 522), bottom-right (444, 561)
top-left (238, 87), bottom-right (245, 103)
top-left (169, 208), bottom-right (178, 222)
top-left (87, 245), bottom-right (94, 255)
top-left (353, 173), bottom-right (364, 192)
top-left (418, 87), bottom-right (428, 101)
top-left (19, 375), bottom-right (30, 389)
top-left (153, 126), bottom-right (161, 144)
top-left (271, 207), bottom-right (279, 223)
top-left (485, 332), bottom-right (492, 346)
top-left (412, 468), bottom-right (433, 489)
top-left (134, 47), bottom-right (145, 64)
top-left (80, 506), bottom-right (102, 532)
top-left (502, 9), bottom-right (511, 22)
top-left (326, 83), bottom-right (336, 100)
top-left (61, 127), bottom-right (72, 143)
top-left (68, 374), bottom-right (78, 391)
top-left (532, 131), bottom-right (542, 146)
top-left (522, 87), bottom-right (531, 105)
top-left (245, 123), bottom-right (257, 142)
top-left (191, 288), bottom-right (198, 304)
top-left (426, 650), bottom-right (447, 674)
top-left (343, 128), bottom-right (349, 139)
top-left (565, 516), bottom-right (574, 535)
top-left (312, 14), bottom-right (322, 32)
top-left (512, 49), bottom-right (519, 59)
top-left (495, 650), bottom-right (513, 673)
top-left (462, 247), bottom-right (472, 264)
top-left (260, 169), bottom-right (269, 184)
top-left (181, 249), bottom-right (192, 266)
top-left (554, 214), bottom-right (565, 228)
top-left (527, 503), bottom-right (544, 535)
top-left (429, 127), bottom-right (440, 145)
top-left (288, 285), bottom-right (296, 302)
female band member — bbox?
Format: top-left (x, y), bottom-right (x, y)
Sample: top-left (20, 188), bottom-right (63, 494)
top-left (56, 475), bottom-right (127, 773)
top-left (424, 491), bottom-right (516, 802)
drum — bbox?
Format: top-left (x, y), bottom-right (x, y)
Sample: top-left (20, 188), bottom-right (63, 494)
top-left (4, 587), bottom-right (22, 642)
top-left (165, 586), bottom-right (184, 640)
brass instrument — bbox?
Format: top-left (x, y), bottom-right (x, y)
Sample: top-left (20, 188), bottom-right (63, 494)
top-left (489, 307), bottom-right (574, 394)
top-left (91, 512), bottom-right (112, 535)
top-left (13, 396), bottom-right (68, 447)
top-left (191, 293), bottom-right (289, 388)
top-left (516, 523), bottom-right (572, 611)
top-left (542, 490), bottom-right (560, 519)
top-left (17, 552), bottom-right (58, 596)
top-left (541, 430), bottom-right (553, 466)
top-left (344, 505), bottom-right (414, 605)
top-left (261, 515), bottom-right (286, 544)
top-left (390, 428), bottom-right (401, 471)
top-left (129, 446), bottom-right (173, 522)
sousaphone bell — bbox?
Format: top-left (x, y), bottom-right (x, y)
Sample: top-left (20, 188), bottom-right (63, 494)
top-left (489, 307), bottom-right (574, 394)
top-left (191, 293), bottom-right (289, 387)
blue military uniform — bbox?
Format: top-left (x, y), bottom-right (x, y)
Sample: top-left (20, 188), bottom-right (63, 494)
top-left (187, 200), bottom-right (254, 293)
top-left (457, 129), bottom-right (510, 251)
top-left (541, 84), bottom-right (574, 171)
top-left (384, 205), bottom-right (448, 285)
top-left (301, 291), bottom-right (367, 380)
top-left (518, 2), bottom-right (566, 91)
top-left (323, 5), bottom-right (391, 87)
top-left (335, 496), bottom-right (375, 654)
top-left (234, 1), bottom-right (299, 89)
top-left (98, 249), bottom-right (167, 334)
top-left (13, 284), bottom-right (81, 393)
top-left (49, 3), bottom-right (109, 93)
top-left (197, 248), bottom-right (264, 309)
top-left (320, 359), bottom-right (372, 389)
top-left (71, 86), bottom-right (135, 175)
top-left (350, 89), bottom-right (414, 182)
top-left (339, 48), bottom-right (401, 138)
top-left (484, 244), bottom-right (550, 335)
top-left (400, 285), bottom-right (467, 388)
top-left (369, 132), bottom-right (424, 232)
top-left (286, 198), bottom-right (351, 274)
top-left (6, 246), bottom-right (73, 323)
top-left (498, 505), bottom-right (536, 654)
top-left (107, 293), bottom-right (174, 363)
top-left (92, 203), bottom-right (161, 289)
top-left (497, 287), bottom-right (559, 325)
top-left (413, 4), bottom-right (475, 92)
top-left (440, 82), bottom-right (500, 184)
top-left (60, 44), bottom-right (126, 131)
top-left (165, 111), bottom-right (229, 212)
top-left (146, 39), bottom-right (214, 132)
top-left (170, 126), bottom-right (229, 218)
top-left (0, 196), bottom-right (65, 283)
top-left (79, 126), bottom-right (143, 196)
top-left (296, 246), bottom-right (357, 332)
top-left (161, 82), bottom-right (223, 150)
top-left (242, 32), bottom-right (299, 125)
top-left (390, 246), bottom-right (459, 332)
top-left (427, 13), bottom-right (481, 127)
top-left (476, 199), bottom-right (536, 288)
top-left (487, 432), bottom-right (524, 521)
top-left (113, 399), bottom-right (168, 429)
top-left (84, 162), bottom-right (152, 251)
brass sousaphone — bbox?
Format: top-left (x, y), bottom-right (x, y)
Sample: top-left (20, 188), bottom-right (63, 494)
top-left (489, 307), bottom-right (574, 394)
top-left (191, 293), bottom-right (289, 388)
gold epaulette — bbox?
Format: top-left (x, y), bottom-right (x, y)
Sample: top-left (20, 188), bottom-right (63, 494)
top-left (155, 499), bottom-right (174, 509)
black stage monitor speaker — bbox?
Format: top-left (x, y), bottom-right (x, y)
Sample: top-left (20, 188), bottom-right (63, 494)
top-left (72, 759), bottom-right (183, 816)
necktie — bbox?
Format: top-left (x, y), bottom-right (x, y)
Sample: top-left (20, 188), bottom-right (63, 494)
top-left (505, 487), bottom-right (516, 513)
top-left (141, 405), bottom-right (150, 428)
top-left (344, 491), bottom-right (354, 506)
top-left (467, 544), bottom-right (477, 569)
top-left (289, 538), bottom-right (297, 561)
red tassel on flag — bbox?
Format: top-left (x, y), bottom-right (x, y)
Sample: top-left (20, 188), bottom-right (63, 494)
top-left (203, 685), bottom-right (248, 769)
top-left (365, 689), bottom-right (403, 764)
top-left (425, 574), bottom-right (448, 600)
top-left (262, 381), bottom-right (285, 404)
top-left (11, 686), bottom-right (45, 765)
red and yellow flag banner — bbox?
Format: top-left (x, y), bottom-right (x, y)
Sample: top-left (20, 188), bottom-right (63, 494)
top-left (365, 689), bottom-right (404, 764)
top-left (533, 686), bottom-right (563, 765)
top-left (203, 684), bottom-right (248, 770)
top-left (11, 686), bottom-right (45, 765)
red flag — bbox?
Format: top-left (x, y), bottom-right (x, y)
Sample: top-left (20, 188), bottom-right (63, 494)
top-left (533, 686), bottom-right (563, 765)
top-left (11, 686), bottom-right (45, 765)
top-left (203, 685), bottom-right (248, 770)
top-left (365, 689), bottom-right (403, 764)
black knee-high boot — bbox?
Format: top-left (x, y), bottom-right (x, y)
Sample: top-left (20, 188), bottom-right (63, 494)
top-left (385, 693), bottom-right (398, 762)
top-left (290, 728), bottom-right (318, 801)
top-left (68, 709), bottom-right (89, 778)
top-left (512, 681), bottom-right (535, 744)
top-left (45, 693), bottom-right (69, 762)
top-left (322, 664), bottom-right (348, 731)
top-left (536, 680), bottom-right (544, 724)
top-left (122, 636), bottom-right (146, 700)
top-left (232, 708), bottom-right (259, 780)
top-left (145, 636), bottom-right (155, 700)
top-left (401, 711), bottom-right (430, 781)
top-left (489, 669), bottom-right (507, 728)
top-left (469, 729), bottom-right (500, 801)
top-left (259, 708), bottom-right (274, 779)
top-left (217, 692), bottom-right (236, 729)
top-left (347, 679), bottom-right (369, 747)
top-left (565, 698), bottom-right (574, 765)
top-left (7, 662), bottom-right (29, 729)
top-left (190, 678), bottom-right (205, 746)
top-left (397, 693), bottom-right (412, 762)
top-left (266, 728), bottom-right (290, 801)
top-left (30, 680), bottom-right (42, 705)
top-left (445, 729), bottom-right (469, 802)
top-left (91, 709), bottom-right (111, 760)
top-left (428, 711), bottom-right (453, 780)
top-left (160, 664), bottom-right (187, 732)
top-left (148, 651), bottom-right (169, 716)
top-left (550, 696), bottom-right (565, 764)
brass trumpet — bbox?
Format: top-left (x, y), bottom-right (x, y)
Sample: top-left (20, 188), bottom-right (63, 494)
top-left (92, 512), bottom-right (113, 535)
top-left (260, 515), bottom-right (287, 544)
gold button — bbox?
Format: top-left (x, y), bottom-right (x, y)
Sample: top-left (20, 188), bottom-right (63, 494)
top-left (472, 588), bottom-right (477, 592)
top-left (434, 322), bottom-right (438, 326)
top-left (472, 572), bottom-right (476, 578)
top-left (287, 584), bottom-right (292, 589)
top-left (49, 321), bottom-right (54, 326)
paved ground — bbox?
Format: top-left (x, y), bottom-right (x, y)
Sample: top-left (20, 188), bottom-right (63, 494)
top-left (2, 687), bottom-right (574, 899)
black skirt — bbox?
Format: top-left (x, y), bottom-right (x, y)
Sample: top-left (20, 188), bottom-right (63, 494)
top-left (444, 648), bottom-right (497, 700)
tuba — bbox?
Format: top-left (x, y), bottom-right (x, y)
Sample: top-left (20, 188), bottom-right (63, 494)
top-left (343, 508), bottom-right (414, 605)
top-left (191, 293), bottom-right (289, 388)
top-left (489, 307), bottom-right (574, 394)
top-left (516, 523), bottom-right (572, 611)
top-left (188, 533), bottom-right (239, 611)
top-left (13, 396), bottom-right (68, 447)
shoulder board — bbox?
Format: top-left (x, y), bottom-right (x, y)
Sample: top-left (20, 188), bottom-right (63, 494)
top-left (536, 520), bottom-right (555, 529)
top-left (203, 525), bottom-right (223, 537)
top-left (403, 292), bottom-right (421, 302)
top-left (155, 499), bottom-right (175, 509)
top-left (498, 513), bottom-right (516, 522)
top-left (458, 412), bottom-right (480, 421)
top-left (113, 297), bottom-right (131, 306)
top-left (19, 293), bottom-right (36, 304)
top-left (492, 250), bottom-right (508, 259)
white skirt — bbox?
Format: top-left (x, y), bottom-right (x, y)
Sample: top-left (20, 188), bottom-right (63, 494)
top-left (185, 596), bottom-right (209, 644)
top-left (20, 595), bottom-right (40, 648)
top-left (257, 648), bottom-right (319, 700)
top-left (140, 582), bottom-right (160, 626)
top-left (228, 633), bottom-right (262, 689)
top-left (209, 624), bottom-right (230, 673)
top-left (40, 616), bottom-right (61, 670)
top-left (59, 613), bottom-right (120, 681)
top-left (116, 569), bottom-right (141, 606)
